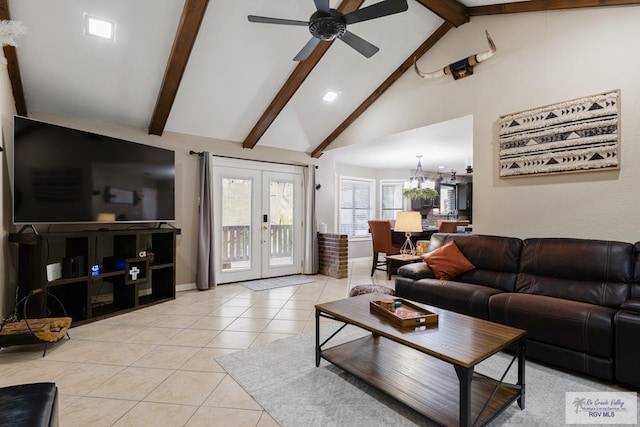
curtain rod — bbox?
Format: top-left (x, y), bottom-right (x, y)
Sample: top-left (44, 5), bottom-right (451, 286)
top-left (210, 154), bottom-right (311, 168)
top-left (189, 151), bottom-right (317, 169)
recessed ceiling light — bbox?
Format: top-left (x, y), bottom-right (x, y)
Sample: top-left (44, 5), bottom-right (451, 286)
top-left (438, 165), bottom-right (445, 169)
top-left (322, 90), bottom-right (340, 103)
top-left (84, 14), bottom-right (116, 41)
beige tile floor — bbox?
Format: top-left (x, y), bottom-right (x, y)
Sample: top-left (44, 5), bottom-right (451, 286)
top-left (0, 258), bottom-right (392, 426)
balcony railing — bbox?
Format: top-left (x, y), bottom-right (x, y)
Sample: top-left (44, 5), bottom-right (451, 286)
top-left (222, 225), bottom-right (250, 262)
top-left (222, 224), bottom-right (293, 262)
top-left (270, 224), bottom-right (293, 258)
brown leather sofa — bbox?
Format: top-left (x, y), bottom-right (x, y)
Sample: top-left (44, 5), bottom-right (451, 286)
top-left (395, 233), bottom-right (640, 389)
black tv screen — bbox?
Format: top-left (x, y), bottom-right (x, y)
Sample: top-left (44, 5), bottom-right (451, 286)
top-left (13, 116), bottom-right (176, 224)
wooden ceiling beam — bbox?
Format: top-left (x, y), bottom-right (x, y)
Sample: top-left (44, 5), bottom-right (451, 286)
top-left (0, 0), bottom-right (27, 117)
top-left (311, 21), bottom-right (454, 158)
top-left (242, 0), bottom-right (365, 150)
top-left (413, 0), bottom-right (468, 27)
top-left (148, 0), bottom-right (209, 136)
top-left (469, 0), bottom-right (640, 16)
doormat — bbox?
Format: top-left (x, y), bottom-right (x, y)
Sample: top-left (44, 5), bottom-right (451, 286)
top-left (237, 275), bottom-right (315, 291)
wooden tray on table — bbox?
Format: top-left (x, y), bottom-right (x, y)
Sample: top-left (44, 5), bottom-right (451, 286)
top-left (370, 298), bottom-right (438, 328)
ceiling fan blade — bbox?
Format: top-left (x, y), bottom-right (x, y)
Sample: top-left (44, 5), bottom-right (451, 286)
top-left (248, 15), bottom-right (309, 26)
top-left (293, 37), bottom-right (322, 61)
top-left (343, 0), bottom-right (408, 25)
top-left (313, 0), bottom-right (330, 14)
top-left (339, 31), bottom-right (379, 58)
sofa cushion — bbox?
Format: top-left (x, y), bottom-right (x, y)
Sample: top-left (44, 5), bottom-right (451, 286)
top-left (421, 241), bottom-right (475, 280)
top-left (414, 233), bottom-right (523, 292)
top-left (395, 276), bottom-right (503, 319)
top-left (489, 293), bottom-right (616, 360)
top-left (524, 340), bottom-right (613, 381)
top-left (517, 238), bottom-right (633, 308)
top-left (620, 297), bottom-right (640, 314)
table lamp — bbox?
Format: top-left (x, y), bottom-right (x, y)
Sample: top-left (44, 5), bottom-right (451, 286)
top-left (394, 211), bottom-right (422, 255)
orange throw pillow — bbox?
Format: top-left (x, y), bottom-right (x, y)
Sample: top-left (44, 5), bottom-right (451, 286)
top-left (421, 241), bottom-right (475, 280)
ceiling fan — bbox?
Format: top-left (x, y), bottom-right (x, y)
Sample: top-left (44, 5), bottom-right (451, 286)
top-left (248, 0), bottom-right (409, 61)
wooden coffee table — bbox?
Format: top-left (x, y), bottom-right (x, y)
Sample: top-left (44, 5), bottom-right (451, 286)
top-left (315, 293), bottom-right (526, 427)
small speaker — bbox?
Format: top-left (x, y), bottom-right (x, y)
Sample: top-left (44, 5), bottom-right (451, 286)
top-left (75, 255), bottom-right (86, 277)
top-left (62, 257), bottom-right (75, 278)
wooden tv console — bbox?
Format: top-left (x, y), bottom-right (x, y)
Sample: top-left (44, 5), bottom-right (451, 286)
top-left (9, 227), bottom-right (179, 326)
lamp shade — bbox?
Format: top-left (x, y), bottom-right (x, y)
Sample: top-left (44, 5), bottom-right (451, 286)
top-left (394, 211), bottom-right (422, 233)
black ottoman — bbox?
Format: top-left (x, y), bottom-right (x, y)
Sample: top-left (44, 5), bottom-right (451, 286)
top-left (0, 382), bottom-right (58, 427)
top-left (348, 284), bottom-right (395, 297)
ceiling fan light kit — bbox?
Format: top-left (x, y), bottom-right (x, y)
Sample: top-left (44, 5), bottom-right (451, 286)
top-left (309, 10), bottom-right (346, 41)
top-left (248, 0), bottom-right (409, 61)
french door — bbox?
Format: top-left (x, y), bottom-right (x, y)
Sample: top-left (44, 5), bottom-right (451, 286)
top-left (212, 158), bottom-right (303, 284)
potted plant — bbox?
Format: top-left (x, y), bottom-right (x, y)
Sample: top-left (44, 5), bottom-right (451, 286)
top-left (402, 187), bottom-right (438, 201)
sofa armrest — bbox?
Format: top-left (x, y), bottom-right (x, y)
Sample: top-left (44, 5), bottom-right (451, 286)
top-left (620, 298), bottom-right (640, 313)
top-left (615, 309), bottom-right (640, 388)
top-left (397, 262), bottom-right (435, 280)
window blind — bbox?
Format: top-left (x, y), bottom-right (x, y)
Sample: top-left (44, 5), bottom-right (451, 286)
top-left (339, 177), bottom-right (374, 237)
top-left (381, 181), bottom-right (403, 221)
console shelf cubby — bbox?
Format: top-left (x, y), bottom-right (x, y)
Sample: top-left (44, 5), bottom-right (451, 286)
top-left (9, 227), bottom-right (179, 326)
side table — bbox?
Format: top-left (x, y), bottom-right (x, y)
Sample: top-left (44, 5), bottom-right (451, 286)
top-left (385, 254), bottom-right (422, 280)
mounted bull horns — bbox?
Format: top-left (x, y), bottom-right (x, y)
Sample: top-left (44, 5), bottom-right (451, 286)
top-left (414, 30), bottom-right (496, 80)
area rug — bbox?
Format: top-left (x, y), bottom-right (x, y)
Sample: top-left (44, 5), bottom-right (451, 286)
top-left (236, 275), bottom-right (314, 291)
top-left (217, 325), bottom-right (637, 427)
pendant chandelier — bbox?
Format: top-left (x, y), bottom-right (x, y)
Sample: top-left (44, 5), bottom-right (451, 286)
top-left (403, 155), bottom-right (439, 201)
top-left (407, 155), bottom-right (427, 189)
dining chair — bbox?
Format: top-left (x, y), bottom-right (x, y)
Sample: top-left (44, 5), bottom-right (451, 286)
top-left (436, 220), bottom-right (459, 233)
top-left (368, 220), bottom-right (402, 277)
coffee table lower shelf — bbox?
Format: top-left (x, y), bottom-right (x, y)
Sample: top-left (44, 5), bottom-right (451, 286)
top-left (320, 334), bottom-right (520, 426)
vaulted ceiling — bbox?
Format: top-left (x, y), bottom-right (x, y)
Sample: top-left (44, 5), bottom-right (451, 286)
top-left (3, 0), bottom-right (639, 170)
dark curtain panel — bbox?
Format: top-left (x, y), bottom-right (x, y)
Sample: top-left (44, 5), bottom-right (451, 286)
top-left (303, 165), bottom-right (319, 274)
top-left (196, 152), bottom-right (215, 290)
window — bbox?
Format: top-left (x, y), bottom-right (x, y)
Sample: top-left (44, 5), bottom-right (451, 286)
top-left (339, 176), bottom-right (375, 238)
top-left (440, 184), bottom-right (457, 213)
top-left (380, 180), bottom-right (404, 221)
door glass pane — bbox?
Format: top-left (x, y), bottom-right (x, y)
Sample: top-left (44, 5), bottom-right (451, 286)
top-left (222, 177), bottom-right (252, 271)
top-left (269, 179), bottom-right (294, 266)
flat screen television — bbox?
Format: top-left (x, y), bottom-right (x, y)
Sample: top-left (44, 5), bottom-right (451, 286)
top-left (13, 116), bottom-right (176, 224)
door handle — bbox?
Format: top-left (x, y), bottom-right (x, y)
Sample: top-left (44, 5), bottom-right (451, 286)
top-left (262, 225), bottom-right (268, 230)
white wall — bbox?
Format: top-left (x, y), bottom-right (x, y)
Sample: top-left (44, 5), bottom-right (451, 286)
top-left (329, 7), bottom-right (640, 242)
